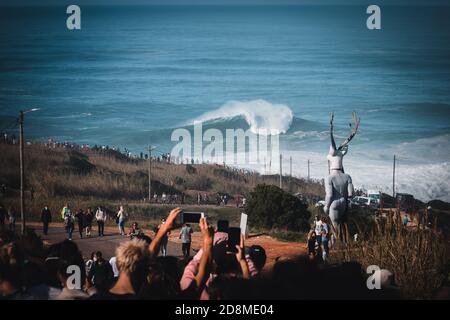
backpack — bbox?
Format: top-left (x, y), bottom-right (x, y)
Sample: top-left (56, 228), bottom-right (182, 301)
top-left (61, 207), bottom-right (67, 220)
top-left (64, 215), bottom-right (74, 227)
top-left (91, 261), bottom-right (112, 286)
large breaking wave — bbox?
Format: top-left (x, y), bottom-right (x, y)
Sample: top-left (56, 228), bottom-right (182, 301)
top-left (192, 99), bottom-right (294, 135)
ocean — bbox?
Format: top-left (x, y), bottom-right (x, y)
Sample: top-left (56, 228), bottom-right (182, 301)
top-left (1, 5), bottom-right (449, 201)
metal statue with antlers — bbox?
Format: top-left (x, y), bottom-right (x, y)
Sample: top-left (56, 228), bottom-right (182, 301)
top-left (324, 111), bottom-right (360, 242)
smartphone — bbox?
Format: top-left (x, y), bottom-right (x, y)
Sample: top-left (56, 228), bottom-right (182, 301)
top-left (227, 227), bottom-right (241, 253)
top-left (182, 212), bottom-right (204, 224)
top-left (217, 219), bottom-right (229, 233)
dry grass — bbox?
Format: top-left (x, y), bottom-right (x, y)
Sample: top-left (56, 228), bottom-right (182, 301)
top-left (0, 142), bottom-right (324, 202)
top-left (330, 209), bottom-right (449, 299)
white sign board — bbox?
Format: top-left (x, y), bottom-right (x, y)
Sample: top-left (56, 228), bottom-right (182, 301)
top-left (240, 212), bottom-right (248, 239)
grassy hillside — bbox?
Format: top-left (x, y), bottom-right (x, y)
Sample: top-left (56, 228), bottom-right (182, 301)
top-left (0, 141), bottom-right (324, 218)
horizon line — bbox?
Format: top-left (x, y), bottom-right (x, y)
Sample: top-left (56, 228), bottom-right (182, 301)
top-left (1, 3), bottom-right (450, 7)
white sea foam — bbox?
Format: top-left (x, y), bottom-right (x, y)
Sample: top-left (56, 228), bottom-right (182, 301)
top-left (290, 130), bottom-right (328, 140)
top-left (50, 113), bottom-right (92, 119)
top-left (193, 99), bottom-right (294, 135)
top-left (192, 104), bottom-right (449, 202)
top-left (268, 155), bottom-right (447, 202)
top-left (232, 144), bottom-right (450, 202)
top-left (390, 134), bottom-right (450, 163)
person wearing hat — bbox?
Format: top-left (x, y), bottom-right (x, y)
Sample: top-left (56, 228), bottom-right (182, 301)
top-left (245, 245), bottom-right (267, 277)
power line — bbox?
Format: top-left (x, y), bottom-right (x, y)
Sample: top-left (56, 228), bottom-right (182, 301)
top-left (0, 118), bottom-right (19, 131)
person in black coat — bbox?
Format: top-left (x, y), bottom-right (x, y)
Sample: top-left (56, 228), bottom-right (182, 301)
top-left (0, 203), bottom-right (7, 231)
top-left (75, 209), bottom-right (85, 239)
top-left (41, 206), bottom-right (52, 235)
top-left (84, 207), bottom-right (94, 237)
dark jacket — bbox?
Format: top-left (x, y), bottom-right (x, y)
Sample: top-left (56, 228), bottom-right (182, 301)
top-left (0, 206), bottom-right (6, 224)
top-left (88, 259), bottom-right (114, 290)
top-left (41, 208), bottom-right (52, 223)
top-left (85, 212), bottom-right (94, 225)
top-left (75, 211), bottom-right (85, 226)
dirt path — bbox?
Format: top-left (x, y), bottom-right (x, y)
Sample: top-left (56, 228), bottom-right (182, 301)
top-left (179, 232), bottom-right (308, 270)
top-left (28, 222), bottom-right (308, 268)
top-left (28, 222), bottom-right (184, 260)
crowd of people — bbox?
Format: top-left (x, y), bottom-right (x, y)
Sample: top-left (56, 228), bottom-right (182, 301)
top-left (148, 192), bottom-right (246, 208)
top-left (1, 133), bottom-right (237, 168)
top-left (307, 215), bottom-right (333, 262)
top-left (0, 203), bottom-right (16, 233)
top-left (152, 193), bottom-right (185, 204)
top-left (58, 204), bottom-right (140, 240)
top-left (0, 206), bottom-right (402, 300)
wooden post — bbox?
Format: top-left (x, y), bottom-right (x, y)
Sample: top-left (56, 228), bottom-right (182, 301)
top-left (148, 146), bottom-right (156, 201)
top-left (393, 155), bottom-right (396, 201)
top-left (279, 154), bottom-right (282, 189)
top-left (19, 111), bottom-right (25, 234)
top-left (307, 159), bottom-right (310, 181)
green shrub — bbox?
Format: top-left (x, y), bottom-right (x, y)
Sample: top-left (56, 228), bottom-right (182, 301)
top-left (270, 229), bottom-right (306, 242)
top-left (246, 184), bottom-right (311, 232)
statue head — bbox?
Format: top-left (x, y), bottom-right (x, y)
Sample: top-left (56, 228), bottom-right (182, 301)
top-left (327, 148), bottom-right (344, 170)
top-left (328, 112), bottom-right (360, 172)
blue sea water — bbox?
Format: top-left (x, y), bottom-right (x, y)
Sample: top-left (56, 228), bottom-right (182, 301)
top-left (0, 5), bottom-right (449, 200)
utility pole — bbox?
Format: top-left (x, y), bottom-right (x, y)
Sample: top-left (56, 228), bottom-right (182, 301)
top-left (18, 108), bottom-right (39, 234)
top-left (392, 155), bottom-right (396, 201)
top-left (307, 159), bottom-right (310, 181)
top-left (19, 111), bottom-right (25, 234)
top-left (289, 156), bottom-right (292, 177)
top-left (148, 145), bottom-right (156, 201)
top-left (279, 154), bottom-right (282, 189)
top-left (289, 156), bottom-right (292, 192)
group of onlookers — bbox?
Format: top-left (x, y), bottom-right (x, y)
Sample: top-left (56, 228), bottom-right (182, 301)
top-left (150, 192), bottom-right (246, 207)
top-left (152, 193), bottom-right (186, 204)
top-left (59, 204), bottom-right (109, 240)
top-left (39, 204), bottom-right (165, 246)
top-left (0, 207), bottom-right (269, 300)
top-left (307, 215), bottom-right (332, 261)
top-left (0, 203), bottom-right (16, 233)
top-left (1, 206), bottom-right (407, 300)
top-left (46, 204), bottom-right (126, 240)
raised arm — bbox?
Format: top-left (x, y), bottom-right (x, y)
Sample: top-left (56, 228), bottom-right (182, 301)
top-left (194, 218), bottom-right (214, 289)
top-left (235, 234), bottom-right (250, 279)
top-left (149, 207), bottom-right (182, 257)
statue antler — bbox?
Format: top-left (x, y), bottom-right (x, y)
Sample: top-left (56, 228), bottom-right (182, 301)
top-left (338, 111), bottom-right (360, 151)
top-left (330, 112), bottom-right (337, 151)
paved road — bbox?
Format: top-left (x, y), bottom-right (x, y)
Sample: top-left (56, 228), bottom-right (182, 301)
top-left (32, 224), bottom-right (184, 260)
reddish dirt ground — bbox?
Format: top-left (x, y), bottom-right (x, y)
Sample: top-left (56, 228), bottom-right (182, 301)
top-left (171, 232), bottom-right (308, 270)
top-left (28, 222), bottom-right (308, 270)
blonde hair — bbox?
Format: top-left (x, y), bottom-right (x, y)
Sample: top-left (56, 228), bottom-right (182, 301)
top-left (115, 239), bottom-right (149, 275)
